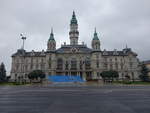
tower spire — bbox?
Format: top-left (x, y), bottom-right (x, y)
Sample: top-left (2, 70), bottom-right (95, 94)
top-left (47, 28), bottom-right (56, 51)
top-left (70, 11), bottom-right (78, 25)
top-left (49, 28), bottom-right (55, 41)
top-left (92, 28), bottom-right (101, 50)
top-left (93, 28), bottom-right (99, 40)
top-left (69, 11), bottom-right (79, 45)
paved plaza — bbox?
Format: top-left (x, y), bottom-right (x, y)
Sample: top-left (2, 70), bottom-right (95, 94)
top-left (0, 84), bottom-right (150, 113)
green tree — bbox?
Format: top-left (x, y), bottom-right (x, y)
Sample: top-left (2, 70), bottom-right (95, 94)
top-left (100, 70), bottom-right (119, 82)
top-left (28, 70), bottom-right (45, 83)
top-left (0, 62), bottom-right (6, 82)
top-left (139, 64), bottom-right (149, 82)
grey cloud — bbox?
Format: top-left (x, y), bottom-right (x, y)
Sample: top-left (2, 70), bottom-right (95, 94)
top-left (0, 0), bottom-right (150, 74)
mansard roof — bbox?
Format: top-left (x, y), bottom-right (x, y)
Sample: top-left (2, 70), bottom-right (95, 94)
top-left (56, 44), bottom-right (92, 53)
top-left (101, 48), bottom-right (137, 56)
top-left (12, 47), bottom-right (137, 57)
top-left (12, 49), bottom-right (46, 57)
top-left (102, 51), bottom-right (126, 56)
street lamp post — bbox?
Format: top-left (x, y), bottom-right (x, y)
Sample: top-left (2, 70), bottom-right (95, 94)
top-left (20, 34), bottom-right (26, 50)
top-left (20, 34), bottom-right (27, 83)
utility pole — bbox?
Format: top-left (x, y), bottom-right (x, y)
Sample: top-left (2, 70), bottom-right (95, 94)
top-left (20, 34), bottom-right (26, 50)
top-left (20, 34), bottom-right (27, 84)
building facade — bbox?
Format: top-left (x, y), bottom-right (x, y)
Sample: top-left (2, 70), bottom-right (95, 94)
top-left (142, 60), bottom-right (150, 77)
top-left (10, 12), bottom-right (140, 81)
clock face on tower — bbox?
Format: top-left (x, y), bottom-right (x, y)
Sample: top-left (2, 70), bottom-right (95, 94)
top-left (71, 47), bottom-right (77, 53)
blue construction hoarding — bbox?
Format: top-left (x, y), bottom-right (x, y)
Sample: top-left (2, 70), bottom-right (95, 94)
top-left (48, 75), bottom-right (85, 82)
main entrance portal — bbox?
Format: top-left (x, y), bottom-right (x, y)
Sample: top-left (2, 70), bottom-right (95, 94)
top-left (71, 72), bottom-right (77, 76)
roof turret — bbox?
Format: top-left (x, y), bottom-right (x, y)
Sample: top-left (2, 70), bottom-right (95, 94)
top-left (93, 28), bottom-right (99, 40)
top-left (48, 28), bottom-right (55, 41)
top-left (70, 11), bottom-right (78, 25)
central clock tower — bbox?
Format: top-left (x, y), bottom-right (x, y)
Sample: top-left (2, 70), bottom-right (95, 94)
top-left (69, 11), bottom-right (79, 45)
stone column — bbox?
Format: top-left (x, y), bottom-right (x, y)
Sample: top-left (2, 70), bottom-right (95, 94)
top-left (82, 72), bottom-right (86, 81)
top-left (78, 72), bottom-right (80, 76)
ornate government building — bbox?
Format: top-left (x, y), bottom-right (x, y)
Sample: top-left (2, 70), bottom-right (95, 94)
top-left (10, 12), bottom-right (140, 81)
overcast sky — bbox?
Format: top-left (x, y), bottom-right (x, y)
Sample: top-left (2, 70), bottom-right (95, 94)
top-left (0, 0), bottom-right (150, 74)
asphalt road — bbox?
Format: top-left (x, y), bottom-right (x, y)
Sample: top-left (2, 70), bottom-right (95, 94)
top-left (0, 84), bottom-right (150, 113)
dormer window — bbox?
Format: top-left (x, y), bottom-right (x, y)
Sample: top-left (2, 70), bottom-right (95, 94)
top-left (103, 49), bottom-right (108, 55)
top-left (41, 50), bottom-right (45, 55)
top-left (31, 50), bottom-right (35, 56)
top-left (113, 49), bottom-right (118, 55)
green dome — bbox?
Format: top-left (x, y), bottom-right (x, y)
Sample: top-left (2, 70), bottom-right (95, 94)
top-left (70, 11), bottom-right (77, 24)
top-left (93, 28), bottom-right (99, 40)
top-left (48, 29), bottom-right (55, 41)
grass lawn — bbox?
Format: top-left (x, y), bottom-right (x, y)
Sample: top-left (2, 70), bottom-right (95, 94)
top-left (113, 81), bottom-right (150, 85)
top-left (1, 81), bottom-right (150, 86)
top-left (0, 82), bottom-right (31, 86)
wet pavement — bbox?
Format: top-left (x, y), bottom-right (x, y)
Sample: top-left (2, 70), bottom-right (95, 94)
top-left (0, 85), bottom-right (150, 113)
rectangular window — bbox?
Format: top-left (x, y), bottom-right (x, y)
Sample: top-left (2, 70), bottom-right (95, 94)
top-left (97, 61), bottom-right (99, 68)
top-left (97, 72), bottom-right (99, 77)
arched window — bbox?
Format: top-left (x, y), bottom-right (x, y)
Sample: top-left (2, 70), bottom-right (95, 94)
top-left (36, 58), bottom-right (38, 64)
top-left (130, 62), bottom-right (133, 68)
top-left (85, 57), bottom-right (91, 69)
top-left (41, 58), bottom-right (44, 63)
top-left (31, 58), bottom-right (33, 64)
top-left (80, 60), bottom-right (83, 69)
top-left (65, 61), bottom-right (69, 70)
top-left (110, 64), bottom-right (113, 70)
top-left (57, 58), bottom-right (63, 70)
top-left (115, 63), bottom-right (118, 70)
top-left (121, 63), bottom-right (123, 70)
top-left (48, 57), bottom-right (51, 69)
top-left (71, 58), bottom-right (77, 70)
top-left (96, 60), bottom-right (99, 68)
